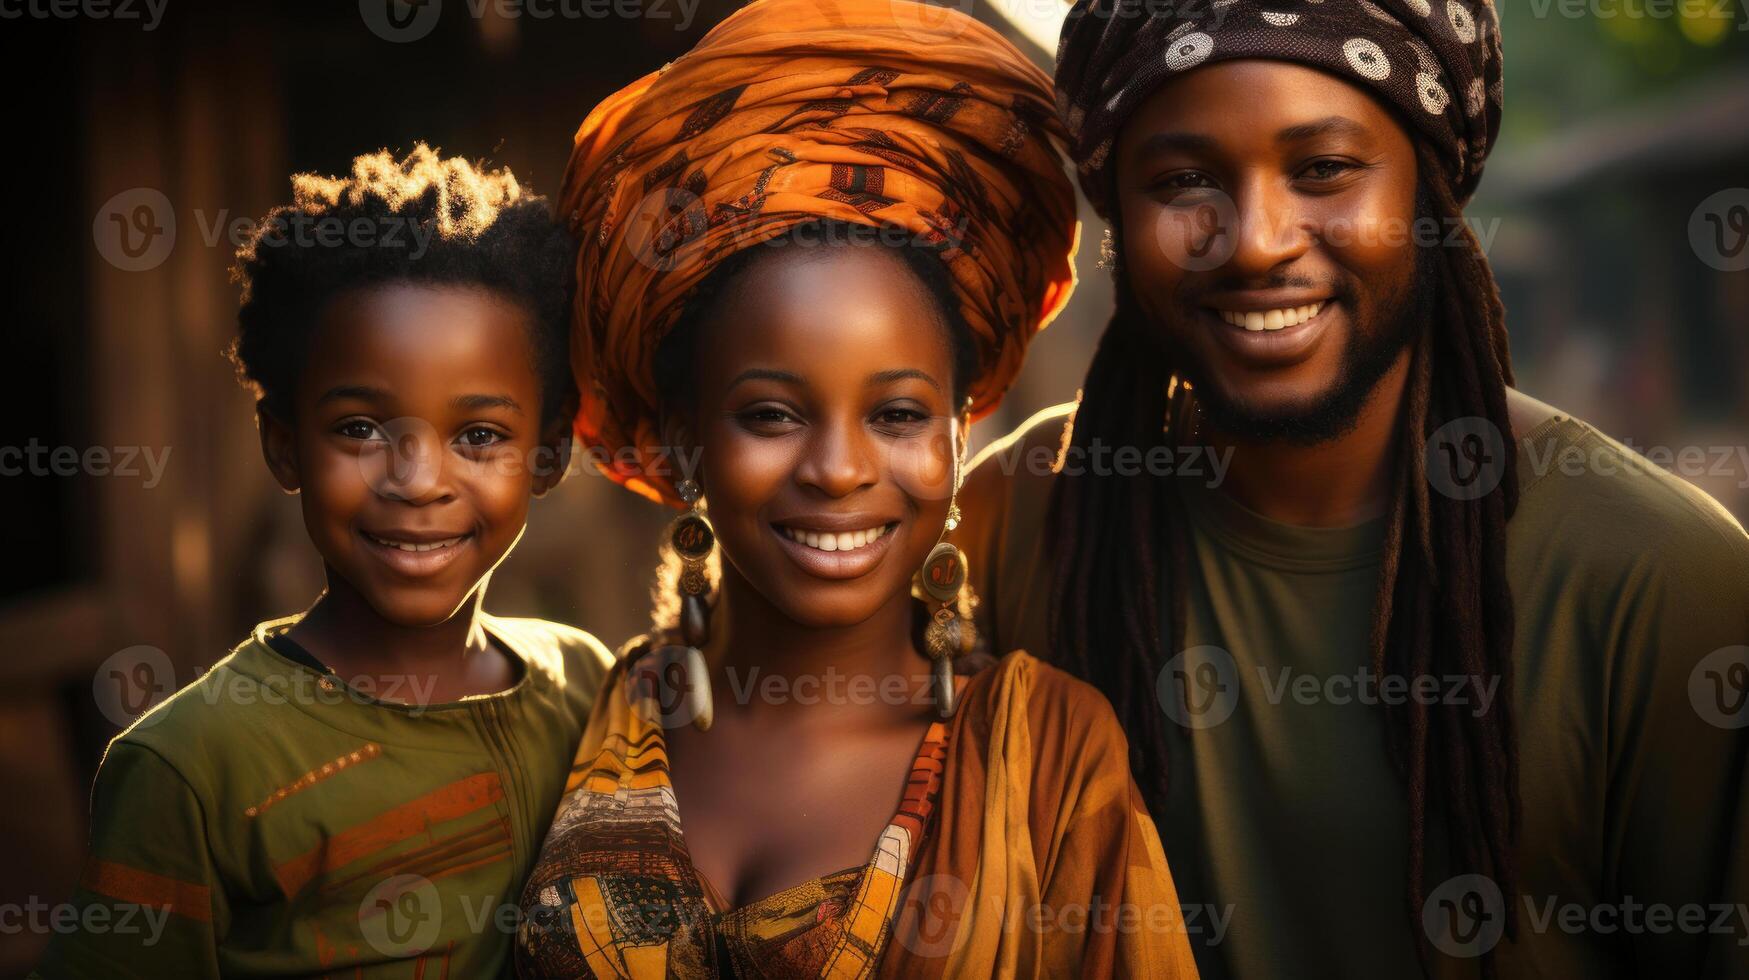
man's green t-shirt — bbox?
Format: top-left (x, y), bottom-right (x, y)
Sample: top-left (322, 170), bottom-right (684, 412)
top-left (967, 403), bottom-right (1749, 978)
top-left (35, 614), bottom-right (613, 979)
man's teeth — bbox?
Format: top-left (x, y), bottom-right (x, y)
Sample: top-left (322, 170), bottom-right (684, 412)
top-left (365, 532), bottom-right (465, 553)
top-left (779, 524), bottom-right (891, 553)
top-left (1218, 301), bottom-right (1326, 332)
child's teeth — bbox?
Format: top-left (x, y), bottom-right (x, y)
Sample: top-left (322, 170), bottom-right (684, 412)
top-left (371, 533), bottom-right (461, 552)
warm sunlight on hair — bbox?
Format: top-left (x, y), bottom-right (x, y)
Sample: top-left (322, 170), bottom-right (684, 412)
top-left (290, 142), bottom-right (523, 241)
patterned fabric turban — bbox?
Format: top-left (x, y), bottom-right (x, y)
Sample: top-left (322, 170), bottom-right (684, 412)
top-left (1055, 0), bottom-right (1504, 215)
top-left (562, 0), bottom-right (1079, 507)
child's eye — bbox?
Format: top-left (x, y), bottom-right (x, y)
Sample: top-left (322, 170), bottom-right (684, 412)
top-left (456, 427), bottom-right (506, 448)
top-left (336, 419), bottom-right (385, 441)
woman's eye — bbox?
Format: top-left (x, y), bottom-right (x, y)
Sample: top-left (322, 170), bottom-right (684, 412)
top-left (877, 408), bottom-right (926, 425)
top-left (457, 427), bottom-right (505, 448)
top-left (336, 420), bottom-right (383, 441)
top-left (736, 406), bottom-right (799, 430)
top-left (873, 407), bottom-right (931, 432)
top-left (1301, 159), bottom-right (1357, 181)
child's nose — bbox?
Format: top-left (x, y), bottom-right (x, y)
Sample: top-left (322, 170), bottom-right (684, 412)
top-left (361, 419), bottom-right (451, 504)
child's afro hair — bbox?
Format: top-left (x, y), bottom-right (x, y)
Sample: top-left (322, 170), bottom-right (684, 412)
top-left (228, 143), bottom-right (577, 426)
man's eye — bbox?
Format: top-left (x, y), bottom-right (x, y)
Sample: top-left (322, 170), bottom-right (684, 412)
top-left (1156, 172), bottom-right (1214, 192)
top-left (457, 427), bottom-right (504, 448)
top-left (336, 420), bottom-right (383, 441)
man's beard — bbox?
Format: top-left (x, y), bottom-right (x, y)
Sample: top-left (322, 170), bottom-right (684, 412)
top-left (1173, 244), bottom-right (1435, 446)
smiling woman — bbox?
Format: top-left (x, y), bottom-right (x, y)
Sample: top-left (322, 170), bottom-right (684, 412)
top-left (644, 221), bottom-right (980, 630)
top-left (512, 0), bottom-right (1197, 977)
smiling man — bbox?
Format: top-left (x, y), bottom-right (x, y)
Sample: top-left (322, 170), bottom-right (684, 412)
top-left (962, 1), bottom-right (1749, 976)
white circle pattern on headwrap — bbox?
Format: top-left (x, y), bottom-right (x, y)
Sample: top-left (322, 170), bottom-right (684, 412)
top-left (1165, 32), bottom-right (1215, 71)
top-left (1448, 1), bottom-right (1477, 42)
top-left (1418, 72), bottom-right (1451, 114)
top-left (1345, 37), bottom-right (1391, 81)
top-left (1056, 0), bottom-right (1507, 212)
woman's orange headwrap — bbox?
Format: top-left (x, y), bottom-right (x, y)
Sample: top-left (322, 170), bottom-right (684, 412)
top-left (562, 0), bottom-right (1078, 506)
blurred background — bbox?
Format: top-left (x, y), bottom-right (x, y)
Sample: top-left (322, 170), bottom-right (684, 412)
top-left (1, 0), bottom-right (1744, 972)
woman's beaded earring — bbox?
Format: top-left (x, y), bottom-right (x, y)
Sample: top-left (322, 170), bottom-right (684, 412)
top-left (919, 497), bottom-right (974, 720)
top-left (652, 478), bottom-right (715, 731)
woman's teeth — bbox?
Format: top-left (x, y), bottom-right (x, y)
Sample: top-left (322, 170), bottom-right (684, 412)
top-left (779, 524), bottom-right (891, 553)
top-left (1217, 301), bottom-right (1326, 332)
top-left (364, 532), bottom-right (466, 553)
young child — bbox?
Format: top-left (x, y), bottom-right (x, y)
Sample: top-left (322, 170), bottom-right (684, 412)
top-left (36, 145), bottom-right (612, 978)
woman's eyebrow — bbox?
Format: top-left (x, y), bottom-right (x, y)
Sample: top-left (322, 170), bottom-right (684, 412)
top-left (869, 368), bottom-right (941, 392)
top-left (726, 368), bottom-right (804, 390)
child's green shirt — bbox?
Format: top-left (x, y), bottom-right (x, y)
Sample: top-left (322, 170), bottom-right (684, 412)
top-left (35, 614), bottom-right (613, 979)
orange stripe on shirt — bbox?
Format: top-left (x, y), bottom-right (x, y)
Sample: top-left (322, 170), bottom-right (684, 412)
top-left (274, 771), bottom-right (505, 897)
top-left (82, 859), bottom-right (212, 922)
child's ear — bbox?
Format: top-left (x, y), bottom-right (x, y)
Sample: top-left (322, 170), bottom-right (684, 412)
top-left (257, 400), bottom-right (301, 494)
top-left (532, 401), bottom-right (578, 499)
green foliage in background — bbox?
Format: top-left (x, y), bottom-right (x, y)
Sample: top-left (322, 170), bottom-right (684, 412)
top-left (1499, 0), bottom-right (1749, 145)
